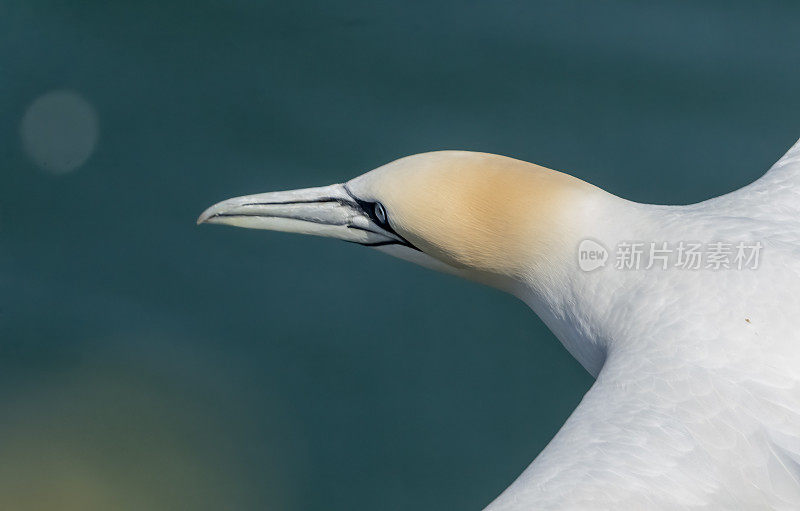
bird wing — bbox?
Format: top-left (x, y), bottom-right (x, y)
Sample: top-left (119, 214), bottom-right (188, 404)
top-left (707, 136), bottom-right (800, 223)
top-left (484, 345), bottom-right (800, 510)
top-left (760, 135), bottom-right (800, 187)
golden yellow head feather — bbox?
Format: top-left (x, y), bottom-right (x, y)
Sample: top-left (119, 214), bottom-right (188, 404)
top-left (348, 151), bottom-right (605, 280)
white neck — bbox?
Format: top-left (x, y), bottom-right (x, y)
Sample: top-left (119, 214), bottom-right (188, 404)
top-left (513, 194), bottom-right (655, 377)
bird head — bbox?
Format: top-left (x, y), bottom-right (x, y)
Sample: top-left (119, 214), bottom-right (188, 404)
top-left (198, 151), bottom-right (610, 293)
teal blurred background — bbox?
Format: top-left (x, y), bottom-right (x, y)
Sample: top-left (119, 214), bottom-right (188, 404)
top-left (2, 1), bottom-right (800, 509)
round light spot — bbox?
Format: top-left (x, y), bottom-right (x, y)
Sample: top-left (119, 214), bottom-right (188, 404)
top-left (20, 90), bottom-right (98, 174)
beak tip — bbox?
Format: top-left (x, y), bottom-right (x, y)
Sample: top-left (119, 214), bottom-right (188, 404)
top-left (196, 206), bottom-right (217, 225)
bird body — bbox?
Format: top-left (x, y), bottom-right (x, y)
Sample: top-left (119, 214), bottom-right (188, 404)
top-left (200, 138), bottom-right (800, 509)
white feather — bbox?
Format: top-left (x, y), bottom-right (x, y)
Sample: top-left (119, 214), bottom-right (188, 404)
top-left (486, 137), bottom-right (800, 510)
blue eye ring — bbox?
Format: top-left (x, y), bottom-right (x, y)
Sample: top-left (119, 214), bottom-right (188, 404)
top-left (374, 202), bottom-right (387, 225)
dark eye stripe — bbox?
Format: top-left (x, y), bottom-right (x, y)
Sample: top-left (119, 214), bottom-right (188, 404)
top-left (342, 185), bottom-right (421, 252)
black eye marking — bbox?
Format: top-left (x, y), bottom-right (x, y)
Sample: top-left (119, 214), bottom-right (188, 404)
top-left (342, 185), bottom-right (420, 251)
top-left (356, 198), bottom-right (393, 231)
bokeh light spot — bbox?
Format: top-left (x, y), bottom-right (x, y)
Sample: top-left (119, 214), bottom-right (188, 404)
top-left (20, 90), bottom-right (98, 175)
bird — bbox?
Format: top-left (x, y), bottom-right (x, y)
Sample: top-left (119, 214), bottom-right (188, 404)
top-left (198, 138), bottom-right (800, 510)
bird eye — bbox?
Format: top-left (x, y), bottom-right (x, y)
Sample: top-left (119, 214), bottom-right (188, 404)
top-left (374, 202), bottom-right (388, 225)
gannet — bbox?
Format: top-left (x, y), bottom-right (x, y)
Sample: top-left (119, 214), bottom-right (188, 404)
top-left (198, 138), bottom-right (800, 509)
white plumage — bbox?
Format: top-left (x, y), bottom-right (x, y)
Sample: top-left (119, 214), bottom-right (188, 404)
top-left (200, 137), bottom-right (800, 509)
top-left (489, 138), bottom-right (800, 510)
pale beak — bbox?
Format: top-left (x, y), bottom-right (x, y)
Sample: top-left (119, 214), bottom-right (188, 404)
top-left (197, 183), bottom-right (409, 247)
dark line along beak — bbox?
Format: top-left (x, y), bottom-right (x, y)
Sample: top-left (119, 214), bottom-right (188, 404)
top-left (197, 183), bottom-right (414, 248)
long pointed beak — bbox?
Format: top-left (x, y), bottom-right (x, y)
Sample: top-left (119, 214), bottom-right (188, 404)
top-left (197, 183), bottom-right (402, 247)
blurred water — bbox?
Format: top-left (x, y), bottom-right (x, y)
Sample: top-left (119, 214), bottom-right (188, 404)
top-left (2, 1), bottom-right (800, 509)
